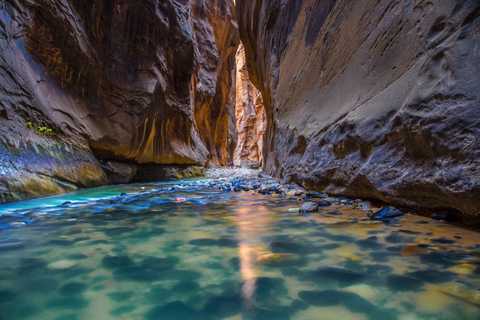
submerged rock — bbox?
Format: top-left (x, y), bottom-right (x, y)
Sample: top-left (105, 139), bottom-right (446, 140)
top-left (370, 207), bottom-right (405, 220)
top-left (298, 290), bottom-right (375, 314)
top-left (47, 260), bottom-right (76, 270)
top-left (386, 274), bottom-right (424, 292)
top-left (299, 202), bottom-right (318, 213)
top-left (145, 301), bottom-right (198, 320)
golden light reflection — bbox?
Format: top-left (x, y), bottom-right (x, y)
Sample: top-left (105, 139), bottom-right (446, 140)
top-left (236, 203), bottom-right (275, 312)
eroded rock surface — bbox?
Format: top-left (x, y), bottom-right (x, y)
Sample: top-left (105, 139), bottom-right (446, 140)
top-left (234, 43), bottom-right (266, 167)
top-left (0, 0), bottom-right (238, 202)
top-left (236, 0), bottom-right (480, 226)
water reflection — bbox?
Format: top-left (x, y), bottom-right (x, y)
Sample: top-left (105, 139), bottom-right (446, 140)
top-left (236, 202), bottom-right (274, 316)
top-left (0, 183), bottom-right (479, 320)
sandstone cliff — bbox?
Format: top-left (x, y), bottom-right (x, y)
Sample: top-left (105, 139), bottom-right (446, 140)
top-left (0, 0), bottom-right (238, 202)
top-left (234, 43), bottom-right (265, 167)
top-left (237, 0), bottom-right (480, 226)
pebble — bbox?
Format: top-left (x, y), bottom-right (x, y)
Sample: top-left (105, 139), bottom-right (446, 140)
top-left (47, 260), bottom-right (77, 269)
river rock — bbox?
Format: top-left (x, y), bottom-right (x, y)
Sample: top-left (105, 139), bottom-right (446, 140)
top-left (370, 207), bottom-right (405, 220)
top-left (299, 202), bottom-right (319, 213)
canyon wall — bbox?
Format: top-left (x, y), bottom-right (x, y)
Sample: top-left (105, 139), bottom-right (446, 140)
top-left (237, 0), bottom-right (480, 226)
top-left (234, 43), bottom-right (265, 167)
top-left (0, 0), bottom-right (238, 202)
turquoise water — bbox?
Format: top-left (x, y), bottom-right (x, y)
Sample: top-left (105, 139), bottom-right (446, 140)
top-left (0, 181), bottom-right (479, 320)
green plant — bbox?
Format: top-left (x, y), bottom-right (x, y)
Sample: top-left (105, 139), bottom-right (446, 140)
top-left (27, 122), bottom-right (32, 128)
top-left (35, 126), bottom-right (51, 135)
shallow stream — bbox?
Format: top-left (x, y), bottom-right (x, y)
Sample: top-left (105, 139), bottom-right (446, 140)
top-left (0, 179), bottom-right (479, 320)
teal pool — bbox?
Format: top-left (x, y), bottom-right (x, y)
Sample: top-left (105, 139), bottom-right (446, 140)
top-left (0, 180), bottom-right (479, 319)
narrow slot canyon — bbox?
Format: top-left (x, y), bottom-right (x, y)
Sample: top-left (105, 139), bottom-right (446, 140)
top-left (234, 43), bottom-right (266, 168)
top-left (0, 1), bottom-right (480, 319)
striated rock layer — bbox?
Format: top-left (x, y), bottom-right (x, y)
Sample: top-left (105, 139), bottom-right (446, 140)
top-left (237, 0), bottom-right (480, 226)
top-left (0, 0), bottom-right (238, 202)
top-left (234, 43), bottom-right (265, 167)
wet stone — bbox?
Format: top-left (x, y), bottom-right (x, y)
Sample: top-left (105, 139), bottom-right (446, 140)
top-left (431, 237), bottom-right (456, 244)
top-left (145, 301), bottom-right (198, 320)
top-left (229, 257), bottom-right (240, 271)
top-left (356, 236), bottom-right (384, 250)
top-left (415, 220), bottom-right (429, 224)
top-left (320, 243), bottom-right (342, 250)
top-left (299, 290), bottom-right (375, 314)
top-left (110, 305), bottom-right (136, 316)
top-left (365, 264), bottom-right (394, 275)
top-left (47, 297), bottom-right (89, 309)
top-left (370, 252), bottom-right (391, 263)
top-left (107, 291), bottom-right (134, 302)
top-left (157, 269), bottom-right (202, 282)
top-left (420, 251), bottom-right (469, 267)
top-left (146, 285), bottom-right (171, 302)
top-left (386, 274), bottom-right (423, 292)
top-left (216, 238), bottom-right (238, 248)
top-left (141, 256), bottom-right (179, 271)
top-left (202, 295), bottom-right (241, 319)
top-left (48, 239), bottom-right (74, 246)
top-left (318, 200), bottom-right (332, 207)
top-left (398, 229), bottom-right (421, 235)
top-left (104, 227), bottom-right (134, 237)
top-left (299, 202), bottom-right (318, 213)
top-left (102, 256), bottom-right (134, 269)
top-left (171, 280), bottom-right (200, 294)
top-left (291, 299), bottom-right (309, 312)
top-left (59, 282), bottom-right (87, 296)
top-left (251, 307), bottom-right (292, 320)
top-left (369, 309), bottom-right (398, 320)
top-left (114, 267), bottom-right (159, 282)
top-left (406, 269), bottom-right (455, 284)
top-left (19, 258), bottom-right (47, 272)
top-left (385, 233), bottom-right (409, 244)
top-left (89, 240), bottom-right (109, 245)
top-left (188, 238), bottom-right (217, 246)
top-left (250, 277), bottom-right (287, 301)
top-left (302, 267), bottom-right (365, 285)
top-left (370, 206), bottom-right (404, 220)
top-left (66, 254), bottom-right (88, 260)
top-left (270, 241), bottom-right (303, 253)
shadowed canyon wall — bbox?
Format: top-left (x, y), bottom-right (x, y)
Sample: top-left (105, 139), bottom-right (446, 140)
top-left (236, 0), bottom-right (480, 226)
top-left (234, 43), bottom-right (265, 167)
top-left (0, 0), bottom-right (238, 203)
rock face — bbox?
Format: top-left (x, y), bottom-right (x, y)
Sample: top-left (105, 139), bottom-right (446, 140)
top-left (0, 0), bottom-right (238, 202)
top-left (233, 43), bottom-right (266, 167)
top-left (236, 0), bottom-right (480, 226)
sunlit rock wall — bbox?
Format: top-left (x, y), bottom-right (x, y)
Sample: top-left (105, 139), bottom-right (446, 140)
top-left (234, 43), bottom-right (265, 167)
top-left (236, 0), bottom-right (480, 226)
top-left (0, 0), bottom-right (238, 202)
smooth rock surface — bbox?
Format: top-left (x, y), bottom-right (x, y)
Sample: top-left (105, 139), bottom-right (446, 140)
top-left (0, 0), bottom-right (238, 202)
top-left (236, 0), bottom-right (480, 227)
